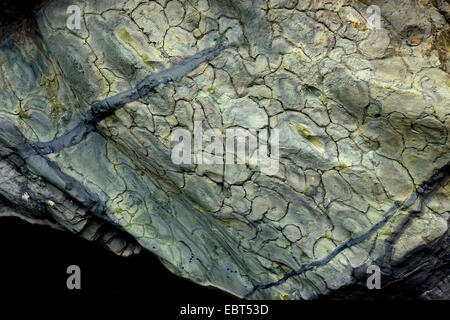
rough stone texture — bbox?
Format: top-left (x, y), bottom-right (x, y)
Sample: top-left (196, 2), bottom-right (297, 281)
top-left (0, 0), bottom-right (449, 299)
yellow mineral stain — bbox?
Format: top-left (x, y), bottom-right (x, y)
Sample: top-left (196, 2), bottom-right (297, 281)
top-left (291, 48), bottom-right (306, 60)
top-left (380, 226), bottom-right (393, 236)
top-left (289, 122), bottom-right (325, 152)
top-left (117, 27), bottom-right (157, 69)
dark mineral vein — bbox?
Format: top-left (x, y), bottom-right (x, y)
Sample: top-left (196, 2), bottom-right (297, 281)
top-left (244, 163), bottom-right (450, 299)
top-left (0, 42), bottom-right (227, 229)
top-left (34, 41), bottom-right (228, 155)
top-left (0, 120), bottom-right (118, 227)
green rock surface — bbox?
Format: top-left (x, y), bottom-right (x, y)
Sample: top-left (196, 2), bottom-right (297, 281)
top-left (0, 0), bottom-right (449, 299)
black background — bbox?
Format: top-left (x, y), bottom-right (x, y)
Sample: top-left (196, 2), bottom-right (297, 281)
top-left (0, 216), bottom-right (232, 301)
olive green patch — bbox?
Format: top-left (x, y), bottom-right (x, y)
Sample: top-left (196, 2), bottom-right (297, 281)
top-left (289, 122), bottom-right (324, 152)
top-left (117, 27), bottom-right (156, 69)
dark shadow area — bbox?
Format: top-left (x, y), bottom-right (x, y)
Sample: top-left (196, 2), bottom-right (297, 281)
top-left (0, 0), bottom-right (48, 23)
top-left (0, 216), bottom-right (234, 301)
top-left (0, 0), bottom-right (48, 41)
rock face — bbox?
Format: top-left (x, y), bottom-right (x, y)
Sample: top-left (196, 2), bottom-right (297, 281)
top-left (0, 0), bottom-right (449, 299)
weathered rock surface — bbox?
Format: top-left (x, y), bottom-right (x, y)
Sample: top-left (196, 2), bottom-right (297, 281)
top-left (0, 0), bottom-right (449, 299)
